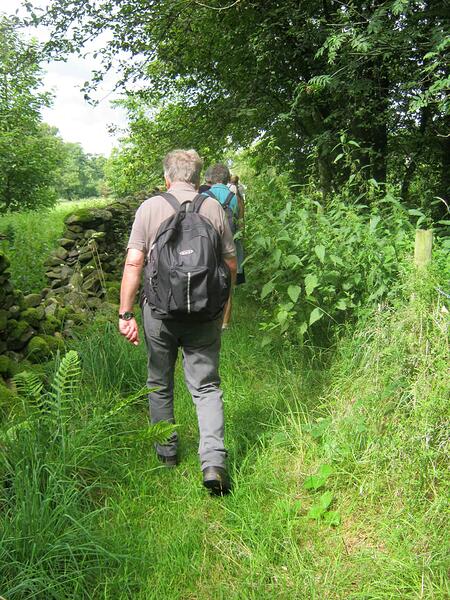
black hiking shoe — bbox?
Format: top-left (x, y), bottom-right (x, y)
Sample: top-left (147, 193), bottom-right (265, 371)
top-left (202, 466), bottom-right (231, 496)
top-left (157, 453), bottom-right (178, 468)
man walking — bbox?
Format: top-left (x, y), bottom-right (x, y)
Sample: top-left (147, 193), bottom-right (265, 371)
top-left (118, 149), bottom-right (237, 495)
top-left (204, 163), bottom-right (241, 329)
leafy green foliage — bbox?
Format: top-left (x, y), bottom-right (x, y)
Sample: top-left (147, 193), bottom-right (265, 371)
top-left (30, 0), bottom-right (450, 210)
top-left (304, 464), bottom-right (333, 491)
top-left (56, 142), bottom-right (106, 200)
top-left (245, 168), bottom-right (414, 344)
top-left (0, 349), bottom-right (175, 597)
top-left (0, 18), bottom-right (61, 212)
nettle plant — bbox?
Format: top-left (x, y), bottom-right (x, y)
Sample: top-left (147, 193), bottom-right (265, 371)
top-left (245, 173), bottom-right (413, 345)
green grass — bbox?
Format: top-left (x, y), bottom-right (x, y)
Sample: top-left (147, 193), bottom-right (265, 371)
top-left (1, 275), bottom-right (448, 599)
top-left (0, 197), bottom-right (109, 293)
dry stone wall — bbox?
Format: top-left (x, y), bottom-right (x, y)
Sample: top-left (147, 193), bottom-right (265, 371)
top-left (0, 253), bottom-right (65, 380)
top-left (43, 197), bottom-right (141, 311)
top-left (0, 194), bottom-right (144, 382)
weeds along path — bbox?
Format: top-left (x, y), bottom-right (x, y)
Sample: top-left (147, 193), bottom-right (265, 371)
top-left (75, 292), bottom-right (329, 599)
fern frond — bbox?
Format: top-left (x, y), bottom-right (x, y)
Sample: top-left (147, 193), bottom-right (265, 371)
top-left (50, 350), bottom-right (81, 406)
top-left (0, 416), bottom-right (32, 443)
top-left (138, 421), bottom-right (177, 445)
top-left (12, 371), bottom-right (43, 404)
top-left (48, 351), bottom-right (81, 439)
top-left (102, 387), bottom-right (152, 421)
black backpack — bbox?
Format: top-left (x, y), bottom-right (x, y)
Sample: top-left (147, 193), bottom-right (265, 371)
top-left (204, 190), bottom-right (237, 235)
top-left (143, 192), bottom-right (231, 322)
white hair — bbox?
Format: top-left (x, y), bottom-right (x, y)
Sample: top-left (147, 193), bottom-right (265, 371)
top-left (163, 149), bottom-right (203, 186)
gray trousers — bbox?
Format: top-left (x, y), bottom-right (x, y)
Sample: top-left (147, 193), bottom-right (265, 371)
top-left (142, 302), bottom-right (227, 469)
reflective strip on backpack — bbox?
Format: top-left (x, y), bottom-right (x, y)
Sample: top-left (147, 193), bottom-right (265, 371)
top-left (187, 272), bottom-right (191, 314)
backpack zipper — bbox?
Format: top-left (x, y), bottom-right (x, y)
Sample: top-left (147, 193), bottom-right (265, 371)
top-left (187, 272), bottom-right (191, 313)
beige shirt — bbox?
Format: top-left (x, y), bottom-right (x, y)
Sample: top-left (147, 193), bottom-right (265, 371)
top-left (127, 181), bottom-right (236, 259)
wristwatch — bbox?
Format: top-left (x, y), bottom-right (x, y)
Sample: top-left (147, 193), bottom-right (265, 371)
top-left (119, 311), bottom-right (135, 320)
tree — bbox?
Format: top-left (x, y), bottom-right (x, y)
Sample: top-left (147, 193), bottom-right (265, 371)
top-left (32, 0), bottom-right (450, 211)
top-left (0, 17), bottom-right (61, 212)
top-left (56, 142), bottom-right (106, 200)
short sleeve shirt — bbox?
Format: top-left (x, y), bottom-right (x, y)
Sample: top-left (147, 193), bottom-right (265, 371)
top-left (127, 181), bottom-right (236, 259)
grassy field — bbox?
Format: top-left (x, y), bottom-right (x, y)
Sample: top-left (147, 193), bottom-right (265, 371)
top-left (1, 273), bottom-right (448, 599)
top-left (0, 198), bottom-right (109, 293)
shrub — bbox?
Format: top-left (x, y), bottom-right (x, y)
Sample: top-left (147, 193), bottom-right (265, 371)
top-left (243, 169), bottom-right (437, 345)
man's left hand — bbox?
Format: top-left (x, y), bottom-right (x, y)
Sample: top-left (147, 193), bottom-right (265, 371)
top-left (119, 317), bottom-right (140, 345)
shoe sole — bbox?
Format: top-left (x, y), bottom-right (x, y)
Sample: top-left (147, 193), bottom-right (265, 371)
top-left (203, 478), bottom-right (230, 496)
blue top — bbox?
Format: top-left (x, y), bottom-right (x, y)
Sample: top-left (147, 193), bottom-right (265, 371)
top-left (207, 183), bottom-right (239, 218)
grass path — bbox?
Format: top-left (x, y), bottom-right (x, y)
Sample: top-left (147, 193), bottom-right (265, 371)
top-left (79, 285), bottom-right (448, 600)
top-left (73, 289), bottom-right (448, 599)
top-left (77, 293), bottom-right (331, 599)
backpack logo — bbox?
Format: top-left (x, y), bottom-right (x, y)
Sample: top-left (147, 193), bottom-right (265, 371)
top-left (179, 249), bottom-right (194, 255)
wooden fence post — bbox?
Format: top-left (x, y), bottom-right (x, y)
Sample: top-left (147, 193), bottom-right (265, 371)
top-left (414, 230), bottom-right (433, 267)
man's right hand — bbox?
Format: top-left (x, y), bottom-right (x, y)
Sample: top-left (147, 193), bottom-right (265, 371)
top-left (119, 317), bottom-right (140, 346)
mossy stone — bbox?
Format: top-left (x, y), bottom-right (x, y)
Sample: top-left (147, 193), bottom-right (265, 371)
top-left (65, 208), bottom-right (112, 226)
top-left (0, 355), bottom-right (19, 378)
top-left (20, 307), bottom-right (45, 328)
top-left (26, 336), bottom-right (52, 363)
top-left (44, 256), bottom-right (64, 268)
top-left (6, 319), bottom-right (34, 351)
top-left (23, 293), bottom-right (42, 309)
top-left (0, 254), bottom-right (10, 274)
top-left (8, 305), bottom-right (21, 318)
top-left (58, 237), bottom-right (76, 248)
top-left (42, 334), bottom-right (65, 352)
top-left (39, 315), bottom-right (62, 335)
top-left (0, 281), bottom-right (13, 305)
top-left (0, 309), bottom-right (8, 331)
top-left (63, 229), bottom-right (83, 240)
top-left (64, 291), bottom-right (88, 310)
top-left (66, 224), bottom-right (84, 233)
top-left (53, 246), bottom-right (69, 261)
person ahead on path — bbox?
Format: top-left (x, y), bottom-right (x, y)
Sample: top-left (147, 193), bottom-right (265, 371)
top-left (198, 165), bottom-right (213, 194)
top-left (204, 163), bottom-right (240, 329)
top-left (118, 149), bottom-right (237, 495)
top-left (228, 174), bottom-right (246, 285)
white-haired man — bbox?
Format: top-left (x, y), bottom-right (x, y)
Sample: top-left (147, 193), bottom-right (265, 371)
top-left (119, 149), bottom-right (237, 495)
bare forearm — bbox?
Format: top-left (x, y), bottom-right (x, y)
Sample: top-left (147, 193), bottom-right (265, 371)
top-left (120, 265), bottom-right (142, 311)
top-left (225, 256), bottom-right (237, 285)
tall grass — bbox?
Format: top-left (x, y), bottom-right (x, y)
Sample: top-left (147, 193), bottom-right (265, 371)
top-left (0, 350), bottom-right (173, 599)
top-left (0, 198), bottom-right (109, 293)
top-left (0, 268), bottom-right (447, 597)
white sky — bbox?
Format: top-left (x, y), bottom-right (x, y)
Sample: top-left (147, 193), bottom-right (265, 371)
top-left (1, 0), bottom-right (128, 155)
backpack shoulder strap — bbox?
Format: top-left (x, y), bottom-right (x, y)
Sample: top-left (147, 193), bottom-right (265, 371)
top-left (160, 192), bottom-right (181, 212)
top-left (203, 189), bottom-right (217, 200)
top-left (222, 191), bottom-right (235, 210)
top-left (191, 193), bottom-right (207, 214)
